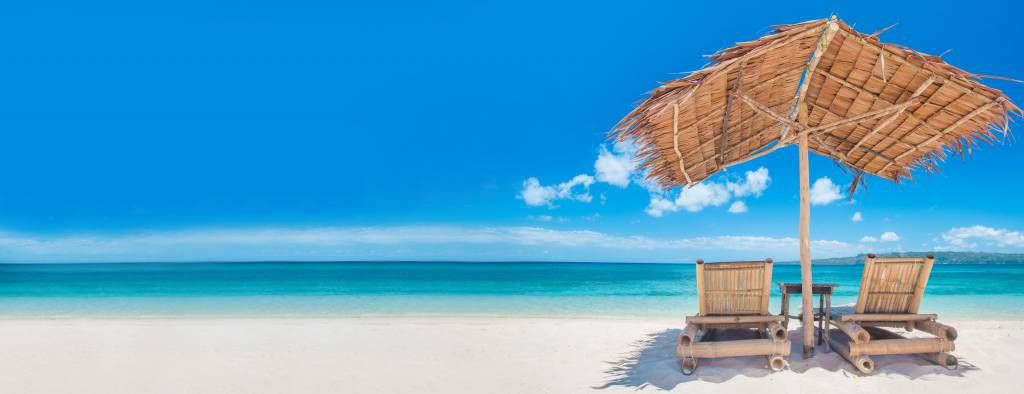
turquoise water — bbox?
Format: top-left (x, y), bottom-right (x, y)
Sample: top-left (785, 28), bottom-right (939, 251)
top-left (1, 262), bottom-right (1023, 319)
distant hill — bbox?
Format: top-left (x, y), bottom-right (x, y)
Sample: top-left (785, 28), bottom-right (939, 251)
top-left (780, 251), bottom-right (1024, 265)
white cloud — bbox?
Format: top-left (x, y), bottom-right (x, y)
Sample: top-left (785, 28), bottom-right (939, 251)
top-left (726, 167), bottom-right (771, 198)
top-left (0, 226), bottom-right (856, 263)
top-left (521, 141), bottom-right (641, 208)
top-left (644, 167), bottom-right (771, 217)
top-left (851, 212), bottom-right (863, 222)
top-left (646, 182), bottom-right (730, 216)
top-left (810, 177), bottom-right (843, 205)
top-left (941, 225), bottom-right (1024, 249)
top-left (861, 232), bottom-right (899, 243)
top-left (594, 141), bottom-right (637, 188)
top-left (528, 143), bottom-right (773, 216)
top-left (645, 195), bottom-right (677, 217)
top-left (519, 174), bottom-right (595, 207)
top-left (879, 231), bottom-right (901, 242)
top-left (676, 182), bottom-right (731, 212)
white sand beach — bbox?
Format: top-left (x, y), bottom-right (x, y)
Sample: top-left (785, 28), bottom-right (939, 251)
top-left (0, 317), bottom-right (1018, 394)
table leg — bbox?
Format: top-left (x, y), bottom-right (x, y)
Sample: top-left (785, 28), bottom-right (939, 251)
top-left (817, 293), bottom-right (824, 346)
top-left (824, 294), bottom-right (832, 353)
top-left (780, 291), bottom-right (790, 329)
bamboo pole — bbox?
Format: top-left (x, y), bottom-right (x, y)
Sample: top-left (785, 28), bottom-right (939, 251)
top-left (831, 319), bottom-right (871, 344)
top-left (829, 330), bottom-right (875, 374)
top-left (672, 103), bottom-right (694, 186)
top-left (761, 258), bottom-right (774, 314)
top-left (719, 62), bottom-right (744, 166)
top-left (686, 315), bottom-right (783, 325)
top-left (860, 326), bottom-right (956, 369)
top-left (849, 338), bottom-right (954, 356)
top-left (910, 255), bottom-right (935, 314)
top-left (786, 98), bottom-right (922, 143)
top-left (734, 92), bottom-right (805, 132)
top-left (781, 17), bottom-right (838, 141)
top-left (766, 322), bottom-right (788, 342)
top-left (686, 339), bottom-right (791, 358)
top-left (767, 355), bottom-right (786, 372)
top-left (798, 131), bottom-right (814, 358)
top-left (855, 254), bottom-right (876, 313)
top-left (840, 313), bottom-right (938, 322)
top-left (679, 324), bottom-right (700, 347)
top-left (695, 260), bottom-right (706, 315)
top-left (915, 320), bottom-right (958, 341)
top-left (920, 353), bottom-right (958, 370)
top-left (780, 286), bottom-right (790, 328)
top-left (678, 352), bottom-right (697, 375)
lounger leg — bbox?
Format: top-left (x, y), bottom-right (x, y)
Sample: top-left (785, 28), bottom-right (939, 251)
top-left (828, 330), bottom-right (875, 374)
top-left (680, 357), bottom-right (697, 375)
top-left (919, 353), bottom-right (958, 370)
top-left (677, 325), bottom-right (700, 375)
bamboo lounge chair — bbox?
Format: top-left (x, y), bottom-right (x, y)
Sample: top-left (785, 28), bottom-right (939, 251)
top-left (829, 254), bottom-right (958, 374)
top-left (676, 259), bottom-right (790, 374)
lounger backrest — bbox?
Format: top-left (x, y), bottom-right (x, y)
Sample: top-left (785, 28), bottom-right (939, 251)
top-left (696, 259), bottom-right (773, 316)
top-left (854, 255), bottom-right (935, 314)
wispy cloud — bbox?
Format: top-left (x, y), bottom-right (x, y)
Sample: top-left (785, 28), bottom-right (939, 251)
top-left (0, 226), bottom-right (857, 263)
top-left (518, 174), bottom-right (594, 207)
top-left (851, 212), bottom-right (863, 222)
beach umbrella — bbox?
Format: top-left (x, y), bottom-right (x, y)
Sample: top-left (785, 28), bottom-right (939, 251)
top-left (612, 17), bottom-right (1020, 358)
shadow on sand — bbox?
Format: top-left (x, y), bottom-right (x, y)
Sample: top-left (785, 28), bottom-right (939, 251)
top-left (594, 327), bottom-right (977, 391)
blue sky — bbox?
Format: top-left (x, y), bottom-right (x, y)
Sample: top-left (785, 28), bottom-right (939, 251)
top-left (1, 1), bottom-right (1023, 263)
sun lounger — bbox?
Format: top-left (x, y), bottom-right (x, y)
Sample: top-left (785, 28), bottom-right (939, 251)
top-left (676, 259), bottom-right (790, 374)
top-left (829, 254), bottom-right (958, 373)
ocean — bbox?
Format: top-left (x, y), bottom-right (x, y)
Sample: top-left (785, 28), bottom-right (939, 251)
top-left (2, 262), bottom-right (1023, 319)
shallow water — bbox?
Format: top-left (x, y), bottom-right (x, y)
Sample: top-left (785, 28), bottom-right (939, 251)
top-left (1, 262), bottom-right (1022, 319)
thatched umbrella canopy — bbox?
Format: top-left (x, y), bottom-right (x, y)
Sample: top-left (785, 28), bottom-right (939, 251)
top-left (612, 17), bottom-right (1020, 358)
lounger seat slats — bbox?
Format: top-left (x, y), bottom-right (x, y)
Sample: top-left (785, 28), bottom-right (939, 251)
top-left (854, 257), bottom-right (933, 314)
top-left (698, 260), bottom-right (772, 316)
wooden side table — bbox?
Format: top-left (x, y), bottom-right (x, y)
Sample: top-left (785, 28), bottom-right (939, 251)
top-left (778, 282), bottom-right (838, 353)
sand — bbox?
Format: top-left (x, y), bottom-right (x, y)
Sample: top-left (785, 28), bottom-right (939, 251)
top-left (0, 317), bottom-right (1018, 393)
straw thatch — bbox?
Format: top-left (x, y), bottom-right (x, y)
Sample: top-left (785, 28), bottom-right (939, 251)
top-left (613, 17), bottom-right (1021, 187)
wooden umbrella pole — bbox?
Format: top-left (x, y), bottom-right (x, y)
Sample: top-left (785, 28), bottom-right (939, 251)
top-left (798, 132), bottom-right (814, 358)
